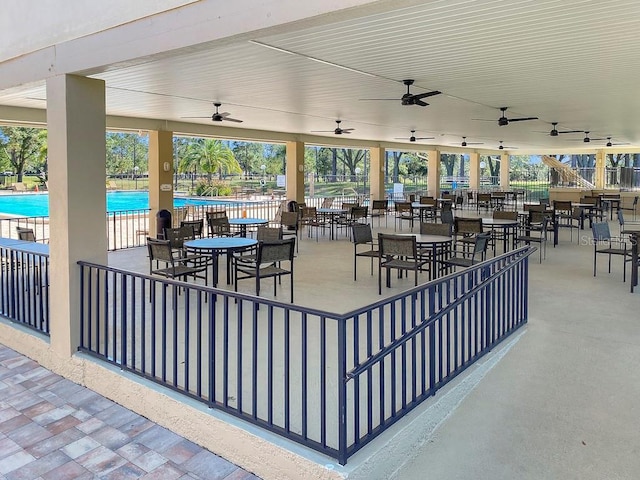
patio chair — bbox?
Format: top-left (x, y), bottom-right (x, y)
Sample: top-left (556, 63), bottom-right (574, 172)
top-left (394, 202), bottom-right (419, 231)
top-left (233, 226), bottom-right (283, 265)
top-left (233, 238), bottom-right (296, 302)
top-left (163, 226), bottom-right (211, 269)
top-left (300, 206), bottom-right (329, 241)
top-left (377, 234), bottom-right (427, 294)
top-left (146, 237), bottom-right (208, 285)
top-left (351, 223), bottom-right (379, 281)
top-left (321, 197), bottom-right (335, 208)
top-left (280, 211), bottom-right (300, 252)
top-left (336, 205), bottom-right (368, 238)
top-left (206, 211), bottom-right (239, 237)
top-left (453, 217), bottom-right (483, 253)
top-left (440, 232), bottom-right (491, 272)
top-left (370, 199), bottom-right (389, 227)
top-left (591, 222), bottom-right (632, 282)
top-left (16, 226), bottom-right (48, 244)
top-left (619, 195), bottom-right (639, 221)
top-left (516, 216), bottom-right (548, 263)
top-left (180, 219), bottom-right (204, 238)
top-left (476, 193), bottom-right (492, 212)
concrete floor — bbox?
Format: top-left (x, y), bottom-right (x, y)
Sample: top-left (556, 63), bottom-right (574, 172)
top-left (106, 211), bottom-right (640, 479)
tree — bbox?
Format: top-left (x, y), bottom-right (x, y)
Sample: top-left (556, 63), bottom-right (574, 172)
top-left (0, 126), bottom-right (45, 181)
top-left (231, 141), bottom-right (265, 177)
top-left (182, 139), bottom-right (241, 181)
top-left (338, 148), bottom-right (367, 178)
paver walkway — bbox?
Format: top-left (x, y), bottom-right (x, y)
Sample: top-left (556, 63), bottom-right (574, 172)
top-left (0, 344), bottom-right (260, 479)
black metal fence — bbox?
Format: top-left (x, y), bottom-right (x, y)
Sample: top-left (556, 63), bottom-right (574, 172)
top-left (0, 245), bottom-right (49, 335)
top-left (77, 246), bottom-right (532, 465)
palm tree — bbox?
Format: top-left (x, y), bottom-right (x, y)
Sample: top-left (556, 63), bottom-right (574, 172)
top-left (181, 138), bottom-right (241, 181)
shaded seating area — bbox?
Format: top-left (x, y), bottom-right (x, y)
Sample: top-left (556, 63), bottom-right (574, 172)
top-left (206, 210), bottom-right (240, 237)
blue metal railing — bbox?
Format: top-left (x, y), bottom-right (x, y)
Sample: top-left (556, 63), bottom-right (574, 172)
top-left (77, 245), bottom-right (532, 465)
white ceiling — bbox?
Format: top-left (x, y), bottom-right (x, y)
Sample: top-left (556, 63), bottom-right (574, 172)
top-left (1, 0), bottom-right (640, 153)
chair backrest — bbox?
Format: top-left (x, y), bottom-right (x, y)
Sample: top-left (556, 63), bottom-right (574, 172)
top-left (455, 195), bottom-right (464, 206)
top-left (257, 238), bottom-right (296, 264)
top-left (163, 226), bottom-right (188, 249)
top-left (341, 202), bottom-right (358, 212)
top-left (419, 196), bottom-right (434, 204)
top-left (181, 219), bottom-right (204, 238)
top-left (372, 199), bottom-right (388, 211)
top-left (352, 223), bottom-right (374, 245)
top-left (440, 209), bottom-right (454, 225)
top-left (472, 233), bottom-right (491, 260)
top-left (300, 206), bottom-right (318, 220)
top-left (539, 197), bottom-right (550, 206)
top-left (257, 226), bottom-right (283, 242)
top-left (477, 193), bottom-right (492, 202)
top-left (440, 201), bottom-right (453, 212)
top-left (528, 204), bottom-right (547, 212)
top-left (147, 237), bottom-right (174, 264)
top-left (617, 209), bottom-right (625, 228)
top-left (591, 222), bottom-right (611, 242)
top-left (173, 207), bottom-right (188, 227)
top-left (207, 213), bottom-right (231, 236)
top-left (420, 222), bottom-right (452, 236)
top-left (395, 201), bottom-right (412, 214)
top-left (493, 210), bottom-right (518, 221)
top-left (553, 200), bottom-right (572, 212)
top-left (350, 205), bottom-right (368, 221)
top-left (272, 200), bottom-right (288, 224)
top-left (581, 196), bottom-right (599, 206)
top-left (378, 233), bottom-right (417, 258)
top-left (571, 206), bottom-right (583, 219)
top-left (16, 227), bottom-right (36, 242)
top-left (321, 197), bottom-right (335, 208)
top-left (455, 217), bottom-right (483, 235)
top-left (280, 211), bottom-right (299, 229)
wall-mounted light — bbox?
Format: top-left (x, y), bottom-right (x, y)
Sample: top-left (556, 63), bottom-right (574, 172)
top-left (298, 165), bottom-right (304, 172)
top-left (163, 162), bottom-right (171, 172)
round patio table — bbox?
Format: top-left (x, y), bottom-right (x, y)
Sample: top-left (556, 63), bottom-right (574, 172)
top-left (229, 218), bottom-right (268, 237)
top-left (185, 237), bottom-right (257, 287)
top-left (395, 233), bottom-right (453, 279)
top-left (482, 218), bottom-right (519, 253)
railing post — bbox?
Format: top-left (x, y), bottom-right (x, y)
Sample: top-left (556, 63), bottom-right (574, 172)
top-left (337, 317), bottom-right (348, 466)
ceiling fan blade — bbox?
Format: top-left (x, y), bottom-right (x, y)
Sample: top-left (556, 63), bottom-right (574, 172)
top-left (341, 128), bottom-right (355, 133)
top-left (558, 130), bottom-right (583, 134)
top-left (358, 98), bottom-right (399, 101)
top-left (311, 130), bottom-right (334, 133)
top-left (223, 117), bottom-right (243, 123)
top-left (508, 117), bottom-right (539, 122)
top-left (413, 137), bottom-right (435, 140)
top-left (471, 118), bottom-right (495, 122)
top-left (413, 99), bottom-right (429, 107)
top-left (181, 116), bottom-right (212, 119)
top-left (412, 90), bottom-right (442, 100)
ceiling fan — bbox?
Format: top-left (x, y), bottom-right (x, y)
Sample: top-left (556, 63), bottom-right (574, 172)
top-left (498, 141), bottom-right (517, 150)
top-left (450, 136), bottom-right (483, 147)
top-left (181, 102), bottom-right (243, 123)
top-left (536, 122), bottom-right (583, 136)
top-left (311, 120), bottom-right (354, 135)
top-left (359, 79), bottom-right (441, 107)
top-left (474, 107), bottom-right (538, 126)
top-left (567, 131), bottom-right (605, 143)
top-left (605, 137), bottom-right (631, 147)
top-left (394, 130), bottom-right (435, 142)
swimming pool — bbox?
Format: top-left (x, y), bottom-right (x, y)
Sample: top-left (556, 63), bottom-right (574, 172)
top-left (0, 191), bottom-right (233, 217)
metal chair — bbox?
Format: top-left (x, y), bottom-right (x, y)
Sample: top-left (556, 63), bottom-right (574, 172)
top-left (280, 211), bottom-right (300, 252)
top-left (591, 222), bottom-right (632, 282)
top-left (440, 232), bottom-right (491, 271)
top-left (377, 234), bottom-right (427, 294)
top-left (394, 202), bottom-right (419, 231)
top-left (516, 216), bottom-right (548, 263)
top-left (180, 219), bottom-right (204, 238)
top-left (146, 237), bottom-right (208, 285)
top-left (233, 238), bottom-right (296, 302)
top-left (351, 223), bottom-right (379, 281)
top-left (370, 199), bottom-right (389, 226)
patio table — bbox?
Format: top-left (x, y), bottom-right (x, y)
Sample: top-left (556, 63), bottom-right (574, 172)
top-left (185, 237), bottom-right (257, 287)
top-left (395, 233), bottom-right (453, 280)
top-left (229, 218), bottom-right (268, 237)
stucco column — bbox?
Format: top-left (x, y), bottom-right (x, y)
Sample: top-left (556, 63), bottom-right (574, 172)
top-left (148, 130), bottom-right (174, 237)
top-left (427, 150), bottom-right (440, 198)
top-left (47, 74), bottom-right (108, 357)
top-left (594, 149), bottom-right (606, 189)
top-left (369, 146), bottom-right (385, 200)
top-left (469, 152), bottom-right (480, 192)
top-left (500, 153), bottom-right (510, 190)
top-left (286, 141), bottom-right (305, 203)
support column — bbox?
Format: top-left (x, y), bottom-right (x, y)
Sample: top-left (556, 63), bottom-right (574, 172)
top-left (594, 149), bottom-right (606, 189)
top-left (500, 153), bottom-right (510, 190)
top-left (427, 150), bottom-right (440, 198)
top-left (369, 146), bottom-right (385, 200)
top-left (286, 141), bottom-right (305, 203)
top-left (148, 130), bottom-right (174, 237)
top-left (47, 74), bottom-right (107, 357)
top-left (469, 152), bottom-right (480, 192)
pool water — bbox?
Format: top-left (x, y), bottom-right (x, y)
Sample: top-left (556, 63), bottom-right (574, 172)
top-left (0, 191), bottom-right (232, 217)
